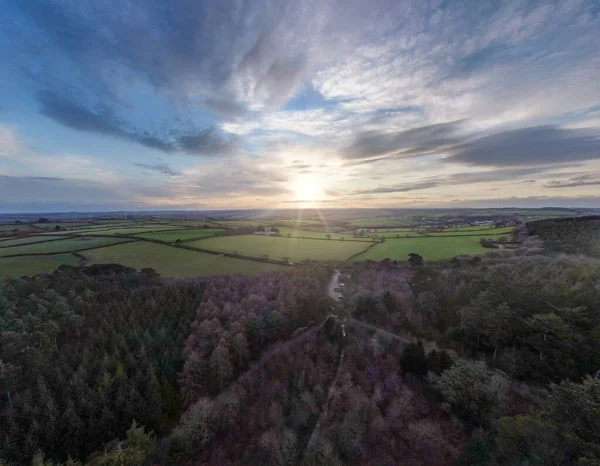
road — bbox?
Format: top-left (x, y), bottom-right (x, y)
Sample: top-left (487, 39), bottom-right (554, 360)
top-left (327, 268), bottom-right (341, 300)
top-left (349, 319), bottom-right (412, 344)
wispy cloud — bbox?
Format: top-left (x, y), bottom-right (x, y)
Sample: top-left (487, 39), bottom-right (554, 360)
top-left (134, 160), bottom-right (181, 176)
top-left (544, 174), bottom-right (600, 189)
top-left (448, 126), bottom-right (600, 167)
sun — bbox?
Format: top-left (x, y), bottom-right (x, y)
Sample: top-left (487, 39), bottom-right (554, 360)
top-left (293, 176), bottom-right (321, 202)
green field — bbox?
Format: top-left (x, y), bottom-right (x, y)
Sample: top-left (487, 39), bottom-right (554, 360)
top-left (274, 227), bottom-right (374, 241)
top-left (348, 217), bottom-right (421, 227)
top-left (82, 241), bottom-right (284, 276)
top-left (0, 254), bottom-right (83, 278)
top-left (351, 236), bottom-right (488, 261)
top-left (0, 224), bottom-right (35, 232)
top-left (190, 235), bottom-right (370, 262)
top-left (32, 222), bottom-right (95, 229)
top-left (77, 226), bottom-right (184, 235)
top-left (0, 235), bottom-right (71, 247)
top-left (422, 226), bottom-right (514, 236)
top-left (158, 220), bottom-right (222, 228)
top-left (0, 237), bottom-right (135, 256)
top-left (210, 220), bottom-right (268, 227)
top-left (376, 230), bottom-right (425, 238)
top-left (274, 219), bottom-right (324, 226)
top-left (135, 228), bottom-right (225, 242)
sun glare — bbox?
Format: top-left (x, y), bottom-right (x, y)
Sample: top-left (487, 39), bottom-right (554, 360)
top-left (293, 177), bottom-right (321, 202)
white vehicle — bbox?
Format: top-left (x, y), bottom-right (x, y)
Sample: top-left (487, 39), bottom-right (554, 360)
top-left (339, 283), bottom-right (345, 288)
top-left (338, 295), bottom-right (343, 301)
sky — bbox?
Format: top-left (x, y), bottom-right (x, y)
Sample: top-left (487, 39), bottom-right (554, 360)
top-left (0, 0), bottom-right (599, 213)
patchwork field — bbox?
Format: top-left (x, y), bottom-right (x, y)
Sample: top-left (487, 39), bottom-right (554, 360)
top-left (422, 226), bottom-right (514, 236)
top-left (0, 224), bottom-right (36, 232)
top-left (375, 230), bottom-right (425, 238)
top-left (0, 235), bottom-right (71, 247)
top-left (274, 227), bottom-right (374, 241)
top-left (0, 213), bottom-right (523, 277)
top-left (0, 254), bottom-right (83, 278)
top-left (351, 235), bottom-right (489, 261)
top-left (0, 237), bottom-right (135, 256)
top-left (135, 228), bottom-right (225, 242)
top-left (210, 220), bottom-right (268, 227)
top-left (189, 235), bottom-right (370, 262)
top-left (348, 217), bottom-right (422, 227)
top-left (32, 222), bottom-right (95, 229)
top-left (82, 241), bottom-right (283, 276)
top-left (77, 226), bottom-right (184, 235)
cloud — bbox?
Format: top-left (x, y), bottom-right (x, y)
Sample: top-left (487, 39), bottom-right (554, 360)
top-left (134, 160), bottom-right (181, 176)
top-left (444, 195), bottom-right (600, 209)
top-left (543, 174), bottom-right (600, 189)
top-left (341, 120), bottom-right (466, 161)
top-left (352, 180), bottom-right (440, 195)
top-left (38, 92), bottom-right (239, 155)
top-left (448, 126), bottom-right (600, 167)
top-left (204, 98), bottom-right (249, 120)
top-left (0, 126), bottom-right (21, 157)
top-left (177, 127), bottom-right (239, 156)
top-left (349, 166), bottom-right (570, 195)
top-left (325, 189), bottom-right (340, 197)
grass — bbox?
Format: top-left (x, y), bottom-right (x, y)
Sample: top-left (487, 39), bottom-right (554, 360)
top-left (77, 226), bottom-right (184, 235)
top-left (0, 235), bottom-right (71, 247)
top-left (189, 235), bottom-right (371, 262)
top-left (422, 226), bottom-right (514, 236)
top-left (376, 231), bottom-right (425, 238)
top-left (274, 227), bottom-right (374, 241)
top-left (0, 254), bottom-right (83, 278)
top-left (134, 229), bottom-right (225, 242)
top-left (0, 224), bottom-right (35, 232)
top-left (350, 236), bottom-right (489, 261)
top-left (348, 217), bottom-right (422, 227)
top-left (274, 219), bottom-right (323, 226)
top-left (210, 220), bottom-right (268, 227)
top-left (82, 241), bottom-right (284, 276)
top-left (0, 237), bottom-right (135, 256)
top-left (32, 222), bottom-right (95, 229)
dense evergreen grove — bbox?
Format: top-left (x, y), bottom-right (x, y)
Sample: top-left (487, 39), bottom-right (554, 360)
top-left (0, 265), bottom-right (206, 464)
top-left (407, 257), bottom-right (600, 385)
top-left (342, 252), bottom-right (600, 463)
top-left (528, 216), bottom-right (600, 257)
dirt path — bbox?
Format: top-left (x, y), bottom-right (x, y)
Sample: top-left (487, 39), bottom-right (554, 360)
top-left (327, 268), bottom-right (341, 300)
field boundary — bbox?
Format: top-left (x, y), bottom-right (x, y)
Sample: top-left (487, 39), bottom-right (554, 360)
top-left (418, 231), bottom-right (513, 238)
top-left (0, 239), bottom-right (140, 258)
top-left (0, 236), bottom-right (72, 248)
top-left (345, 240), bottom-right (381, 261)
top-left (58, 233), bottom-right (294, 266)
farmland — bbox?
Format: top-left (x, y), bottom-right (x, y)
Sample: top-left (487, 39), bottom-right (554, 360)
top-left (351, 235), bottom-right (489, 261)
top-left (83, 241), bottom-right (284, 276)
top-left (189, 235), bottom-right (370, 262)
top-left (0, 237), bottom-right (135, 257)
top-left (275, 226), bottom-right (374, 241)
top-left (0, 210), bottom-right (528, 277)
top-left (77, 225), bottom-right (183, 235)
top-left (135, 228), bottom-right (225, 242)
top-left (420, 226), bottom-right (514, 236)
top-left (0, 254), bottom-right (83, 277)
top-left (0, 235), bottom-right (71, 247)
